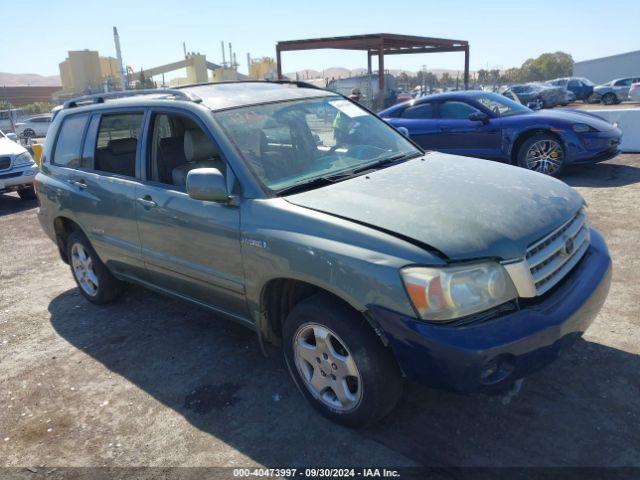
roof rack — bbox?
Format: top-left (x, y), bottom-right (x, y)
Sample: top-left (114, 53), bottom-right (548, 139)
top-left (63, 89), bottom-right (202, 109)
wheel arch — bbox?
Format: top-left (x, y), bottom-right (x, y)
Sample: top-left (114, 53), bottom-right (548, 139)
top-left (53, 216), bottom-right (86, 264)
top-left (258, 277), bottom-right (387, 349)
top-left (510, 128), bottom-right (565, 165)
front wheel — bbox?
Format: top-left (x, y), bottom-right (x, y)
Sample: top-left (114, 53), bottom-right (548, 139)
top-left (283, 294), bottom-right (403, 428)
top-left (21, 128), bottom-right (36, 139)
top-left (66, 231), bottom-right (123, 304)
top-left (517, 134), bottom-right (565, 177)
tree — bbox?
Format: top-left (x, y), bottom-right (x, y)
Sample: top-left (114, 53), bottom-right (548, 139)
top-left (518, 51), bottom-right (573, 82)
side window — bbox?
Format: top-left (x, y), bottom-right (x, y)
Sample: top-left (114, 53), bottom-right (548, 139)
top-left (149, 113), bottom-right (225, 190)
top-left (439, 101), bottom-right (480, 120)
top-left (94, 113), bottom-right (143, 177)
top-left (52, 114), bottom-right (89, 167)
top-left (400, 103), bottom-right (435, 119)
top-left (615, 79), bottom-right (632, 87)
top-left (568, 79), bottom-right (580, 87)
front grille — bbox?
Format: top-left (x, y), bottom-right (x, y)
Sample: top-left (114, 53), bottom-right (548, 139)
top-left (0, 156), bottom-right (11, 171)
top-left (526, 209), bottom-right (590, 295)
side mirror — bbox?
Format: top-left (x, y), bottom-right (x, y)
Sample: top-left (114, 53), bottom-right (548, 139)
top-left (527, 101), bottom-right (542, 110)
top-left (186, 168), bottom-right (228, 202)
top-left (6, 133), bottom-right (18, 142)
top-left (396, 126), bottom-right (410, 137)
top-left (468, 112), bottom-right (489, 123)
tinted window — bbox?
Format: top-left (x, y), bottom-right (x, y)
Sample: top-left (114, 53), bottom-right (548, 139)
top-left (614, 79), bottom-right (632, 87)
top-left (568, 79), bottom-right (580, 87)
top-left (439, 101), bottom-right (480, 120)
top-left (148, 113), bottom-right (225, 190)
top-left (400, 103), bottom-right (435, 119)
top-left (52, 114), bottom-right (89, 167)
top-left (94, 113), bottom-right (143, 177)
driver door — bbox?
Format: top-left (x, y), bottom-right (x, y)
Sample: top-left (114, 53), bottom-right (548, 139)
top-left (436, 100), bottom-right (502, 159)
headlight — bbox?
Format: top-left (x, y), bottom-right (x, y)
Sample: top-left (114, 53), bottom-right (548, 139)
top-left (572, 123), bottom-right (598, 133)
top-left (14, 152), bottom-right (35, 166)
top-left (401, 262), bottom-right (518, 322)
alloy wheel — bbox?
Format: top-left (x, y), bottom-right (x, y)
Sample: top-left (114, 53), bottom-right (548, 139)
top-left (293, 323), bottom-right (363, 412)
top-left (525, 139), bottom-right (564, 175)
top-left (71, 243), bottom-right (99, 296)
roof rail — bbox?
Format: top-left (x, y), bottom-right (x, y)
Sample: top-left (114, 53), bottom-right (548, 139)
top-left (63, 89), bottom-right (202, 109)
top-left (172, 79), bottom-right (325, 91)
top-left (266, 79), bottom-right (325, 90)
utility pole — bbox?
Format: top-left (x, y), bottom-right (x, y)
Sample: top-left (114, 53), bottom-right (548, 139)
top-left (113, 26), bottom-right (127, 90)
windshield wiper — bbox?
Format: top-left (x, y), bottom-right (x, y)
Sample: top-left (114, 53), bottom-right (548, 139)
top-left (276, 176), bottom-right (339, 196)
top-left (350, 151), bottom-right (422, 175)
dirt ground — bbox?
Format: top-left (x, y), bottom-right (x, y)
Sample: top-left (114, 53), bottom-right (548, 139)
top-left (1, 155), bottom-right (639, 471)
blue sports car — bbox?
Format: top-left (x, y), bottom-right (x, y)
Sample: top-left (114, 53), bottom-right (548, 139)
top-left (379, 91), bottom-right (622, 176)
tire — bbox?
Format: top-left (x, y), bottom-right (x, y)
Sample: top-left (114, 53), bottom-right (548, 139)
top-left (602, 93), bottom-right (617, 105)
top-left (66, 230), bottom-right (123, 304)
top-left (283, 293), bottom-right (403, 428)
top-left (17, 186), bottom-right (36, 200)
top-left (22, 128), bottom-right (35, 139)
top-left (517, 133), bottom-right (566, 177)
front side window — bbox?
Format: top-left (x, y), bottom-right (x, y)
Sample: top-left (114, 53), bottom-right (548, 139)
top-left (214, 96), bottom-right (419, 192)
top-left (52, 114), bottom-right (89, 167)
top-left (439, 101), bottom-right (480, 120)
top-left (400, 103), bottom-right (435, 119)
top-left (148, 113), bottom-right (225, 190)
top-left (476, 93), bottom-right (531, 117)
top-left (94, 113), bottom-right (143, 177)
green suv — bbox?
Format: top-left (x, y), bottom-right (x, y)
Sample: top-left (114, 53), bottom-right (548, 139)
top-left (36, 82), bottom-right (611, 427)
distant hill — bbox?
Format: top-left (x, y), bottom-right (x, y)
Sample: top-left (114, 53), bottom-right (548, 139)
top-left (284, 67), bottom-right (472, 81)
top-left (0, 72), bottom-right (61, 87)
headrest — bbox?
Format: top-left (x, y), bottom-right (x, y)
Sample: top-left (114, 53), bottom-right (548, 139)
top-left (184, 129), bottom-right (217, 162)
top-left (108, 138), bottom-right (137, 155)
top-left (241, 129), bottom-right (267, 156)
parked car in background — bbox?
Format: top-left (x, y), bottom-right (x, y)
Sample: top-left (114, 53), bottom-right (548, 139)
top-left (503, 83), bottom-right (568, 108)
top-left (593, 77), bottom-right (640, 105)
top-left (36, 83), bottom-right (612, 427)
top-left (380, 91), bottom-right (622, 176)
top-left (0, 108), bottom-right (24, 132)
top-left (0, 129), bottom-right (38, 200)
top-left (546, 77), bottom-right (594, 102)
top-left (14, 114), bottom-right (54, 139)
top-left (629, 82), bottom-right (640, 102)
top-left (396, 91), bottom-right (413, 103)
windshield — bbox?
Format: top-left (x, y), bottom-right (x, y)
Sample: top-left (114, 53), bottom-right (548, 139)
top-left (214, 96), bottom-right (420, 192)
top-left (476, 92), bottom-right (531, 117)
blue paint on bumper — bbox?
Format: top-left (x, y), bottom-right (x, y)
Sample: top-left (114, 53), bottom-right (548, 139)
top-left (564, 129), bottom-right (622, 164)
top-left (370, 228), bottom-right (612, 393)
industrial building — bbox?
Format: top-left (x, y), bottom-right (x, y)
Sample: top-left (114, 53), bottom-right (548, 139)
top-left (59, 50), bottom-right (121, 95)
top-left (573, 50), bottom-right (640, 84)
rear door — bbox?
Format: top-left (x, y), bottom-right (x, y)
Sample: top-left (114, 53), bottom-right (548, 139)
top-left (386, 101), bottom-right (442, 149)
top-left (435, 100), bottom-right (502, 158)
top-left (134, 109), bottom-right (248, 319)
top-left (64, 109), bottom-right (146, 278)
top-left (613, 78), bottom-right (633, 100)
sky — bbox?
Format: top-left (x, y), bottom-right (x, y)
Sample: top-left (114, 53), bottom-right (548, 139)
top-left (1, 0), bottom-right (638, 78)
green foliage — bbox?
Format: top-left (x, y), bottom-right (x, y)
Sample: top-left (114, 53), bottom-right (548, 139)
top-left (136, 70), bottom-right (157, 90)
top-left (23, 102), bottom-right (56, 114)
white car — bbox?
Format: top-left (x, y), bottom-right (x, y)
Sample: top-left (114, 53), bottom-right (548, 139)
top-left (14, 114), bottom-right (53, 139)
top-left (0, 130), bottom-right (38, 200)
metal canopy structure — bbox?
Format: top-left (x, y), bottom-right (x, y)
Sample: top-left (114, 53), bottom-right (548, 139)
top-left (276, 33), bottom-right (470, 107)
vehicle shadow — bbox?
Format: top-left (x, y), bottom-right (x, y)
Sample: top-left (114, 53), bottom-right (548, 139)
top-left (0, 193), bottom-right (37, 217)
top-left (563, 161), bottom-right (640, 188)
top-left (49, 287), bottom-right (640, 467)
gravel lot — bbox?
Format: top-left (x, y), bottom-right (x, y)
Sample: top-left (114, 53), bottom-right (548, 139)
top-left (1, 155), bottom-right (639, 470)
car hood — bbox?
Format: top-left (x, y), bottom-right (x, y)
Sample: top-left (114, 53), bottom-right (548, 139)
top-left (0, 137), bottom-right (27, 155)
top-left (286, 154), bottom-right (584, 261)
top-left (529, 108), bottom-right (616, 130)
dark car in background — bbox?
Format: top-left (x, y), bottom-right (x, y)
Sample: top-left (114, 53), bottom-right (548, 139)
top-left (546, 77), bottom-right (594, 102)
top-left (380, 91), bottom-right (621, 176)
top-left (503, 83), bottom-right (569, 108)
top-left (593, 77), bottom-right (640, 105)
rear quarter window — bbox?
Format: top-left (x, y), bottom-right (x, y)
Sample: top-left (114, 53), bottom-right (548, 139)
top-left (52, 114), bottom-right (89, 167)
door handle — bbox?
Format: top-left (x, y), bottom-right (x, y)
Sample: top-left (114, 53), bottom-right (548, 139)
top-left (136, 195), bottom-right (157, 208)
top-left (68, 178), bottom-right (87, 190)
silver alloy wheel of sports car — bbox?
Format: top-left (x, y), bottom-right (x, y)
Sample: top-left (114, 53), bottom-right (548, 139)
top-left (525, 139), bottom-right (564, 175)
top-left (293, 323), bottom-right (363, 412)
top-left (71, 243), bottom-right (99, 296)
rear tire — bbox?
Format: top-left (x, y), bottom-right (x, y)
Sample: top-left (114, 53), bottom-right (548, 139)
top-left (17, 186), bottom-right (36, 200)
top-left (283, 293), bottom-right (403, 428)
top-left (602, 93), bottom-right (617, 105)
top-left (517, 133), bottom-right (565, 177)
top-left (66, 230), bottom-right (123, 304)
top-left (22, 128), bottom-right (35, 139)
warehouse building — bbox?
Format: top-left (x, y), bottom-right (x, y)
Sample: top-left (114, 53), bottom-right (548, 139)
top-left (573, 49), bottom-right (640, 84)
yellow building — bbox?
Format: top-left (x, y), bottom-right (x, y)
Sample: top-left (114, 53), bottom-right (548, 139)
top-left (249, 57), bottom-right (278, 80)
top-left (59, 50), bottom-right (121, 94)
